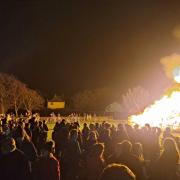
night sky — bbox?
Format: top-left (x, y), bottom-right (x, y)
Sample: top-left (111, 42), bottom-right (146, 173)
top-left (1, 1), bottom-right (180, 97)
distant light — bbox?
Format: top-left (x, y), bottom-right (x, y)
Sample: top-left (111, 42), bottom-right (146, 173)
top-left (173, 66), bottom-right (180, 83)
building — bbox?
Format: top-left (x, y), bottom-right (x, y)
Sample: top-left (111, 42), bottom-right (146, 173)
top-left (47, 95), bottom-right (65, 109)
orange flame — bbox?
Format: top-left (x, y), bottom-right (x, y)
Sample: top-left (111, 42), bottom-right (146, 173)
top-left (129, 65), bottom-right (180, 129)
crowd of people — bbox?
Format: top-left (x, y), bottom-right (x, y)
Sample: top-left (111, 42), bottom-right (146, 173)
top-left (0, 114), bottom-right (180, 180)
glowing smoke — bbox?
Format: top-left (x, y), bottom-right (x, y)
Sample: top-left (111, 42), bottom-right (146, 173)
top-left (129, 53), bottom-right (180, 128)
top-left (160, 53), bottom-right (180, 82)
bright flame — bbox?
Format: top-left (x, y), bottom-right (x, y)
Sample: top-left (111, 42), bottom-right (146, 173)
top-left (130, 92), bottom-right (180, 128)
top-left (129, 67), bottom-right (180, 129)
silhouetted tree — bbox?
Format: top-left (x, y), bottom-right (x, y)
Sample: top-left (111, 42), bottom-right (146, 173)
top-left (121, 86), bottom-right (152, 115)
top-left (0, 73), bottom-right (24, 115)
top-left (0, 73), bottom-right (44, 114)
top-left (73, 88), bottom-right (117, 112)
top-left (22, 88), bottom-right (44, 112)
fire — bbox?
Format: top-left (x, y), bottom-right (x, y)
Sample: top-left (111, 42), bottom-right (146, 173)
top-left (129, 67), bottom-right (180, 129)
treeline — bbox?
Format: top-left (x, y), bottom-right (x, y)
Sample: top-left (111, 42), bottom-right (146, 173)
top-left (0, 73), bottom-right (44, 115)
top-left (72, 86), bottom-right (154, 115)
top-left (0, 73), bottom-right (154, 116)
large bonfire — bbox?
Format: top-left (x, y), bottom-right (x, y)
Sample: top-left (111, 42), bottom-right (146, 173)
top-left (129, 54), bottom-right (180, 129)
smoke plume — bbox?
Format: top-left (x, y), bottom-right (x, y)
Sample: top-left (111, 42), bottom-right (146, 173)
top-left (160, 53), bottom-right (180, 80)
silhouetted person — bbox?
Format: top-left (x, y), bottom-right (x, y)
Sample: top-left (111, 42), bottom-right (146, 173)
top-left (151, 138), bottom-right (180, 180)
top-left (132, 143), bottom-right (148, 179)
top-left (115, 140), bottom-right (144, 180)
top-left (0, 138), bottom-right (31, 180)
top-left (31, 121), bottom-right (40, 148)
top-left (15, 126), bottom-right (38, 162)
top-left (132, 143), bottom-right (144, 161)
top-left (53, 122), bottom-right (69, 157)
top-left (62, 129), bottom-right (82, 180)
top-left (85, 143), bottom-right (105, 180)
top-left (82, 123), bottom-right (90, 146)
top-left (85, 131), bottom-right (98, 152)
top-left (99, 163), bottom-right (136, 180)
top-left (33, 141), bottom-right (60, 180)
top-left (107, 143), bottom-right (122, 164)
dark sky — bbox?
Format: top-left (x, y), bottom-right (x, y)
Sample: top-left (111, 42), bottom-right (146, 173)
top-left (1, 1), bottom-right (180, 97)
